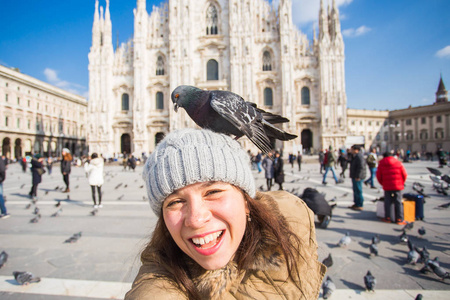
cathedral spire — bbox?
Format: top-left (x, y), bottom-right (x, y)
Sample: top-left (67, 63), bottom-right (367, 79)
top-left (92, 0), bottom-right (100, 48)
top-left (330, 0), bottom-right (342, 41)
top-left (137, 0), bottom-right (146, 11)
top-left (319, 0), bottom-right (329, 40)
top-left (436, 74), bottom-right (448, 104)
top-left (103, 0), bottom-right (112, 47)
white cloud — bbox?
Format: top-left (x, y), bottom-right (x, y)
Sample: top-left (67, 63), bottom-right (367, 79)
top-left (436, 45), bottom-right (450, 58)
top-left (342, 25), bottom-right (371, 38)
top-left (43, 68), bottom-right (86, 97)
top-left (292, 0), bottom-right (353, 26)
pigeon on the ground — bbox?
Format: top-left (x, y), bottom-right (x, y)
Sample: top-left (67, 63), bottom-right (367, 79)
top-left (338, 232), bottom-right (351, 248)
top-left (171, 85), bottom-right (297, 154)
top-left (90, 209), bottom-right (98, 216)
top-left (30, 214), bottom-right (41, 223)
top-left (117, 194), bottom-right (124, 200)
top-left (322, 276), bottom-right (336, 299)
top-left (369, 241), bottom-right (379, 256)
top-left (25, 203), bottom-right (31, 209)
top-left (435, 202), bottom-right (450, 210)
top-left (372, 234), bottom-right (380, 244)
top-left (407, 246), bottom-right (420, 265)
top-left (400, 230), bottom-right (409, 243)
top-left (415, 294), bottom-right (423, 300)
top-left (139, 185), bottom-right (144, 189)
top-left (64, 232), bottom-right (82, 243)
top-left (0, 251), bottom-right (8, 268)
top-left (403, 222), bottom-right (414, 231)
top-left (322, 254), bottom-right (333, 268)
top-left (51, 208), bottom-right (63, 217)
top-left (13, 271), bottom-right (41, 285)
top-left (417, 246), bottom-right (430, 264)
top-left (364, 270), bottom-right (376, 292)
top-left (115, 183), bottom-right (122, 189)
top-left (54, 186), bottom-right (59, 190)
top-left (429, 262), bottom-right (450, 280)
top-left (45, 191), bottom-right (49, 195)
top-left (418, 227), bottom-right (426, 237)
top-left (55, 200), bottom-right (61, 207)
top-left (20, 184), bottom-right (25, 189)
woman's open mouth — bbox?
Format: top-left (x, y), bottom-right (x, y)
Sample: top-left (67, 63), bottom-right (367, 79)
top-left (190, 230), bottom-right (224, 249)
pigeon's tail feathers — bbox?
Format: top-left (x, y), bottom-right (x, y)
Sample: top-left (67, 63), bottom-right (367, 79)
top-left (262, 120), bottom-right (297, 141)
top-left (250, 127), bottom-right (274, 154)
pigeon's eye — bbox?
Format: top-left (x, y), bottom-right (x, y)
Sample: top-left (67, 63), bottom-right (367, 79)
top-left (175, 94), bottom-right (179, 98)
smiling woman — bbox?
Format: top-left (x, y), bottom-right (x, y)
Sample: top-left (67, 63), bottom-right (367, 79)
top-left (126, 129), bottom-right (326, 300)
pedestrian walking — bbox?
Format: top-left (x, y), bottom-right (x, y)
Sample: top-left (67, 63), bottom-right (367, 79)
top-left (262, 153), bottom-right (274, 191)
top-left (322, 146), bottom-right (341, 185)
top-left (127, 155), bottom-right (137, 171)
top-left (255, 152), bottom-right (262, 173)
top-left (46, 157), bottom-right (53, 175)
top-left (364, 147), bottom-right (377, 188)
top-left (319, 150), bottom-right (325, 174)
top-left (0, 156), bottom-right (10, 219)
top-left (274, 151), bottom-right (285, 190)
top-left (126, 128), bottom-right (325, 299)
top-left (29, 154), bottom-right (45, 200)
top-left (338, 149), bottom-right (349, 178)
top-left (288, 153), bottom-right (296, 169)
top-left (84, 153), bottom-right (104, 208)
top-left (376, 151), bottom-right (408, 225)
top-left (20, 157), bottom-right (27, 173)
top-left (349, 145), bottom-right (366, 211)
top-left (61, 148), bottom-right (72, 193)
top-left (297, 151), bottom-right (302, 171)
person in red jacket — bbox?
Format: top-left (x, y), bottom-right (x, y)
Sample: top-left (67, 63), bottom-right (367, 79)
top-left (376, 151), bottom-right (408, 225)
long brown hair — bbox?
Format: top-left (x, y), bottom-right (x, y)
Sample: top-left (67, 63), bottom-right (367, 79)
top-left (140, 190), bottom-right (304, 300)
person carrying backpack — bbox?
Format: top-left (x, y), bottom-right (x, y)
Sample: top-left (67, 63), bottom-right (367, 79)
top-left (322, 146), bottom-right (342, 185)
top-left (364, 147), bottom-right (378, 188)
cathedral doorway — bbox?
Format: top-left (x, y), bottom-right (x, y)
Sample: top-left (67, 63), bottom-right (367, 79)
top-left (301, 129), bottom-right (313, 153)
top-left (121, 134), bottom-right (131, 155)
top-left (15, 138), bottom-right (22, 159)
top-left (155, 132), bottom-right (165, 146)
top-left (2, 137), bottom-right (11, 158)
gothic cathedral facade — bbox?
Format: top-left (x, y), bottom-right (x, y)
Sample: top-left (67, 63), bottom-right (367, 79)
top-left (88, 0), bottom-right (347, 156)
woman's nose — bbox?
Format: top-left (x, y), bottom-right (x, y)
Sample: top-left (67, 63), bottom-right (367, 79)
top-left (184, 200), bottom-right (211, 228)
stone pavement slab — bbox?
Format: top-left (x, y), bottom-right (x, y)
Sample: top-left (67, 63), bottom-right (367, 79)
top-left (0, 160), bottom-right (449, 299)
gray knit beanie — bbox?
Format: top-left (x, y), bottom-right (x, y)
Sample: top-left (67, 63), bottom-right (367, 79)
top-left (143, 128), bottom-right (256, 216)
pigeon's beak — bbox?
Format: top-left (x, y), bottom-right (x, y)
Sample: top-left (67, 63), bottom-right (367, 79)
top-left (174, 103), bottom-right (179, 113)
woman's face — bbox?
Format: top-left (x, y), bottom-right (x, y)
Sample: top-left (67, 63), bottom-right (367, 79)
top-left (163, 182), bottom-right (249, 270)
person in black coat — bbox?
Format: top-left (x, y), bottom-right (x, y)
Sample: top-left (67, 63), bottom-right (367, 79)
top-left (29, 154), bottom-right (45, 199)
top-left (349, 145), bottom-right (366, 210)
top-left (61, 148), bottom-right (72, 192)
top-left (273, 151), bottom-right (285, 190)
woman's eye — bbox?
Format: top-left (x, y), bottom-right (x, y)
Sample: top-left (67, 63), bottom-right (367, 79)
top-left (205, 189), bottom-right (222, 196)
top-left (166, 200), bottom-right (183, 208)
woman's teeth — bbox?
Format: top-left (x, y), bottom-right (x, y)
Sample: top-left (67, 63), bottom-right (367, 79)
top-left (192, 231), bottom-right (223, 246)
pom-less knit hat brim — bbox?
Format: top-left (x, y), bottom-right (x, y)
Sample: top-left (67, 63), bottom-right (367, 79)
top-left (143, 129), bottom-right (256, 216)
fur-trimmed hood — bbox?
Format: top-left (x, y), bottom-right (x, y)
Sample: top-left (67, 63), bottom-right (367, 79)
top-left (126, 191), bottom-right (326, 300)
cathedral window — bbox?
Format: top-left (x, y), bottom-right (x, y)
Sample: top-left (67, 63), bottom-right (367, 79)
top-left (264, 88), bottom-right (273, 106)
top-left (156, 56), bottom-right (165, 76)
top-left (207, 59), bottom-right (219, 80)
top-left (206, 4), bottom-right (218, 35)
top-left (156, 92), bottom-right (164, 110)
top-left (301, 87), bottom-right (310, 105)
top-left (262, 51), bottom-right (272, 71)
top-left (122, 93), bottom-right (130, 111)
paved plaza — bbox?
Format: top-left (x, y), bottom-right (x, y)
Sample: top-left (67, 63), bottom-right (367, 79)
top-left (0, 158), bottom-right (449, 299)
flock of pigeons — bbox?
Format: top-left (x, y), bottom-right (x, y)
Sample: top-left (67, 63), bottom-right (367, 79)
top-left (320, 220), bottom-right (449, 298)
top-left (0, 169), bottom-right (143, 285)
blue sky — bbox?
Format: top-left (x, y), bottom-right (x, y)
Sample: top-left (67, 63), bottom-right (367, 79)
top-left (0, 0), bottom-right (449, 110)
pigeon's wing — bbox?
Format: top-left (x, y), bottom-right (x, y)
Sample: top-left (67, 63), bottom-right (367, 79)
top-left (427, 167), bottom-right (442, 176)
top-left (210, 92), bottom-right (272, 154)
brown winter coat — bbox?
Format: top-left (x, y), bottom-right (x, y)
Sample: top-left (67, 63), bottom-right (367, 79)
top-left (126, 191), bottom-right (326, 300)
